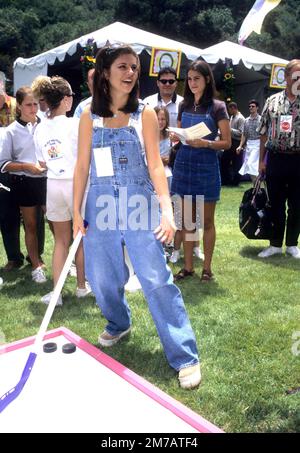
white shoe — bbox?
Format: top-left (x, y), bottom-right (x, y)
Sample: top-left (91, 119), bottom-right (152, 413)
top-left (169, 249), bottom-right (181, 263)
top-left (258, 246), bottom-right (282, 258)
top-left (76, 282), bottom-right (92, 298)
top-left (286, 246), bottom-right (300, 259)
top-left (41, 291), bottom-right (63, 306)
top-left (193, 247), bottom-right (204, 260)
top-left (32, 266), bottom-right (47, 283)
top-left (69, 262), bottom-right (77, 277)
top-left (98, 327), bottom-right (131, 347)
top-left (0, 277), bottom-right (3, 287)
top-left (125, 274), bottom-right (142, 292)
top-left (178, 364), bottom-right (201, 390)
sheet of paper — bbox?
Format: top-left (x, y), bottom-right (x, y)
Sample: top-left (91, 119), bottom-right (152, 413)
top-left (168, 122), bottom-right (211, 144)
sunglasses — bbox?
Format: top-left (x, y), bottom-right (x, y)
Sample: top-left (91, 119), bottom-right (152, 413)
top-left (158, 79), bottom-right (176, 85)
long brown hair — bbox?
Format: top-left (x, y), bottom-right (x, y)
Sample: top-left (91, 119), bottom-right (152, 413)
top-left (91, 44), bottom-right (140, 117)
top-left (183, 60), bottom-right (217, 109)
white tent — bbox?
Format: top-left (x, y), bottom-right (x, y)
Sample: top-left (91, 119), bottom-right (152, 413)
top-left (13, 21), bottom-right (203, 93)
top-left (199, 41), bottom-right (288, 115)
top-left (200, 40), bottom-right (288, 71)
top-left (14, 24), bottom-right (288, 114)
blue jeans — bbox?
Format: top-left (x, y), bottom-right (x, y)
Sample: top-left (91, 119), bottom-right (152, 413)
top-left (84, 105), bottom-right (200, 371)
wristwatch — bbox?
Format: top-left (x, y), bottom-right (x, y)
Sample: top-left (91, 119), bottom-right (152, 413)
top-left (207, 140), bottom-right (213, 149)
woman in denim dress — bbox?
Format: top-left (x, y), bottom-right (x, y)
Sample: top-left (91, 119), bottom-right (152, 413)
top-left (73, 45), bottom-right (200, 389)
top-left (170, 61), bottom-right (231, 281)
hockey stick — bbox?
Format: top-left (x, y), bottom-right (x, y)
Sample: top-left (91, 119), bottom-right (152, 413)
top-left (0, 228), bottom-right (85, 413)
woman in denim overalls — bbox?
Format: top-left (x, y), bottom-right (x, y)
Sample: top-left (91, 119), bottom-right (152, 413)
top-left (73, 45), bottom-right (200, 389)
top-left (170, 61), bottom-right (231, 282)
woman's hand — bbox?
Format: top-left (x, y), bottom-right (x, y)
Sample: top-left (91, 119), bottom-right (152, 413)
top-left (169, 132), bottom-right (181, 143)
top-left (186, 138), bottom-right (207, 148)
top-left (25, 163), bottom-right (46, 175)
top-left (73, 212), bottom-right (87, 238)
top-left (154, 209), bottom-right (176, 244)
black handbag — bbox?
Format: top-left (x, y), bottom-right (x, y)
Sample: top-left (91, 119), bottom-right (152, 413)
top-left (239, 176), bottom-right (273, 240)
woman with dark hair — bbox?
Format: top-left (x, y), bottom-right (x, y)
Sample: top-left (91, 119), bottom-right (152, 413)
top-left (34, 76), bottom-right (91, 305)
top-left (0, 86), bottom-right (47, 283)
top-left (73, 44), bottom-right (200, 389)
top-left (170, 60), bottom-right (231, 281)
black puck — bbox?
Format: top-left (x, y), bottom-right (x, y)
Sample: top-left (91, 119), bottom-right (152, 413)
top-left (62, 342), bottom-right (76, 354)
top-left (43, 342), bottom-right (57, 353)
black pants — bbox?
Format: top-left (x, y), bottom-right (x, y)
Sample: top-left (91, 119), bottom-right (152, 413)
top-left (220, 139), bottom-right (243, 186)
top-left (0, 173), bottom-right (23, 264)
top-left (266, 152), bottom-right (300, 247)
top-left (0, 173), bottom-right (45, 263)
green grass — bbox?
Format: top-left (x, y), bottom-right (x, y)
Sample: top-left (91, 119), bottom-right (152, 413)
top-left (0, 182), bottom-right (299, 432)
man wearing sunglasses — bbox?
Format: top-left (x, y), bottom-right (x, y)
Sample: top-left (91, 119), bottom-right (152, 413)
top-left (143, 67), bottom-right (183, 127)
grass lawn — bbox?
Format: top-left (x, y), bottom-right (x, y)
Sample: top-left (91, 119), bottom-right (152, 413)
top-left (0, 182), bottom-right (299, 432)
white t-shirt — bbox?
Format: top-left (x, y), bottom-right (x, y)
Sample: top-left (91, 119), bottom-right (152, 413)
top-left (34, 115), bottom-right (79, 179)
top-left (142, 93), bottom-right (183, 127)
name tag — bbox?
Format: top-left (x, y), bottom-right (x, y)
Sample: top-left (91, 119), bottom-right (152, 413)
top-left (280, 115), bottom-right (293, 133)
top-left (93, 147), bottom-right (114, 177)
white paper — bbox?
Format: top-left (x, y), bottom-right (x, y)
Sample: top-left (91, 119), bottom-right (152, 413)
top-left (93, 147), bottom-right (114, 177)
top-left (168, 122), bottom-right (211, 144)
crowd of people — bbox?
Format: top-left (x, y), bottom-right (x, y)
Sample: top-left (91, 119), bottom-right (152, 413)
top-left (1, 53), bottom-right (300, 390)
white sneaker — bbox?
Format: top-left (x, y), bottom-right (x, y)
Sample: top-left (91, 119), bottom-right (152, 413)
top-left (169, 249), bottom-right (181, 263)
top-left (0, 277), bottom-right (3, 287)
top-left (32, 266), bottom-right (47, 283)
top-left (258, 246), bottom-right (283, 258)
top-left (69, 262), bottom-right (77, 277)
top-left (98, 327), bottom-right (131, 347)
top-left (193, 247), bottom-right (204, 260)
top-left (178, 364), bottom-right (201, 390)
top-left (286, 246), bottom-right (300, 259)
top-left (41, 291), bottom-right (63, 306)
top-left (76, 282), bottom-right (92, 298)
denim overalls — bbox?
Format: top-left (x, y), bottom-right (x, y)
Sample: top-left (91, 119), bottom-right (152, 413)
top-left (171, 105), bottom-right (221, 201)
top-left (84, 103), bottom-right (199, 371)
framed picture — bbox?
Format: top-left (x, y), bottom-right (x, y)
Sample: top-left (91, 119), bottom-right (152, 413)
top-left (149, 47), bottom-right (182, 78)
top-left (270, 64), bottom-right (287, 89)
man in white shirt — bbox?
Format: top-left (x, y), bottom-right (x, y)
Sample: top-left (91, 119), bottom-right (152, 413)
top-left (143, 67), bottom-right (183, 127)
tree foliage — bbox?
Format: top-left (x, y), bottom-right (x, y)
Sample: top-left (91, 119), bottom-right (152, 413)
top-left (0, 0), bottom-right (299, 92)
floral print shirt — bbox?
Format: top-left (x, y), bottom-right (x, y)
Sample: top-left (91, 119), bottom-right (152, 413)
top-left (258, 90), bottom-right (300, 154)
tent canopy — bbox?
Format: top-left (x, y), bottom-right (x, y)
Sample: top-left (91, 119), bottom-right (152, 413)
top-left (14, 21), bottom-right (203, 71)
top-left (13, 23), bottom-right (289, 115)
top-left (13, 21), bottom-right (204, 97)
top-left (200, 40), bottom-right (288, 71)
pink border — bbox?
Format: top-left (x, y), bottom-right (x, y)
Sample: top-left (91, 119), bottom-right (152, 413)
top-left (0, 326), bottom-right (223, 433)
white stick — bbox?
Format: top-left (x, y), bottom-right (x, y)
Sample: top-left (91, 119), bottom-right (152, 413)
top-left (0, 182), bottom-right (10, 192)
top-left (33, 230), bottom-right (83, 350)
